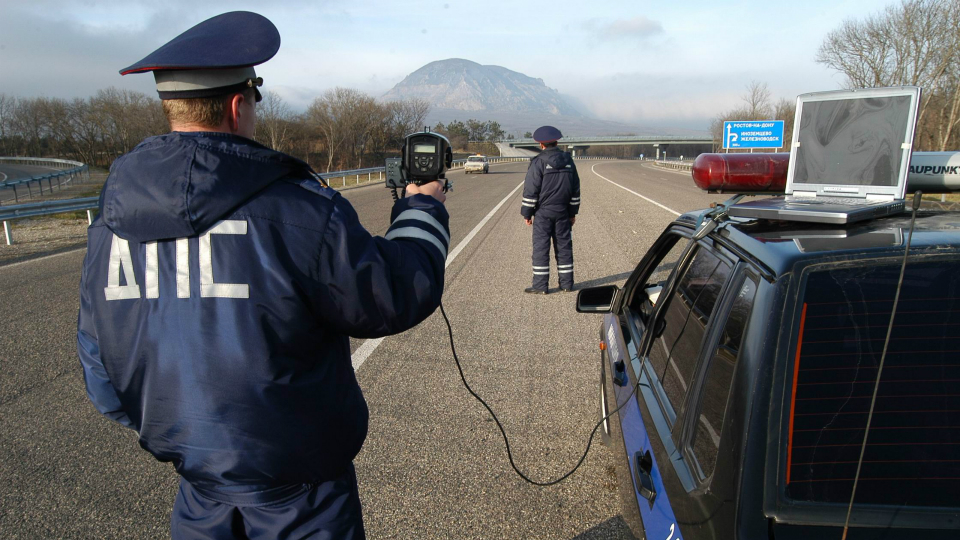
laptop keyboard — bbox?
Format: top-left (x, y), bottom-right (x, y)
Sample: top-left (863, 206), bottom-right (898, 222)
top-left (786, 196), bottom-right (884, 206)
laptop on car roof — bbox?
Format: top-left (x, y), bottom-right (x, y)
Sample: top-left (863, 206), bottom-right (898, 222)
top-left (727, 86), bottom-right (921, 224)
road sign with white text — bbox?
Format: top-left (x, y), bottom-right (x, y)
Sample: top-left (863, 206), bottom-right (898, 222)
top-left (723, 120), bottom-right (784, 149)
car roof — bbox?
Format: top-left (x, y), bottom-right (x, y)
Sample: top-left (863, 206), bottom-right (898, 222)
top-left (678, 209), bottom-right (960, 276)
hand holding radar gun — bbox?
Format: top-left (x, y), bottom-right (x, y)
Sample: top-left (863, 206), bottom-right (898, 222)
top-left (386, 130), bottom-right (453, 202)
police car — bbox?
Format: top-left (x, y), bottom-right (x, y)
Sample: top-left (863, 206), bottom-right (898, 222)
top-left (464, 155), bottom-right (489, 174)
top-left (577, 152), bottom-right (960, 540)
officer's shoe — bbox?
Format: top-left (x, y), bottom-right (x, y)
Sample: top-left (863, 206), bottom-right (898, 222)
top-left (524, 287), bottom-right (548, 295)
top-left (560, 286), bottom-right (574, 293)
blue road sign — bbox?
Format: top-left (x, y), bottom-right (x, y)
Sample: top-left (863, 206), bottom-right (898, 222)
top-left (723, 120), bottom-right (784, 149)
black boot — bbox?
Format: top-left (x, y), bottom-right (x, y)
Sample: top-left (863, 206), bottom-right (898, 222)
top-left (524, 287), bottom-right (547, 295)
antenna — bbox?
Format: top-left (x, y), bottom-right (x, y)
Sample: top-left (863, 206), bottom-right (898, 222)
top-left (840, 191), bottom-right (923, 539)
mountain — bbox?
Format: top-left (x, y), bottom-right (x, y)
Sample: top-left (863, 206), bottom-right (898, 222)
top-left (382, 58), bottom-right (584, 117)
top-left (381, 58), bottom-right (710, 137)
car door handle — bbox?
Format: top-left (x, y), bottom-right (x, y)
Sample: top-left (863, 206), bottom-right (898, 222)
top-left (634, 450), bottom-right (657, 503)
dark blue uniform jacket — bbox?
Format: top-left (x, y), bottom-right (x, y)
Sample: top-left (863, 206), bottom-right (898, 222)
top-left (520, 147), bottom-right (581, 219)
top-left (77, 132), bottom-right (449, 503)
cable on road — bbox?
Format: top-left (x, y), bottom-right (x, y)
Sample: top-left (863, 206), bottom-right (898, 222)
top-left (439, 302), bottom-right (641, 486)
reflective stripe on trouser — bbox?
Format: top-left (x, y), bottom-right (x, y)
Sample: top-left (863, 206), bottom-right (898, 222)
top-left (531, 215), bottom-right (574, 290)
top-left (170, 464), bottom-right (366, 540)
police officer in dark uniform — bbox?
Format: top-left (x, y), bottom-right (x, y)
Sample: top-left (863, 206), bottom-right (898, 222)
top-left (76, 12), bottom-right (449, 540)
top-left (521, 126), bottom-right (581, 294)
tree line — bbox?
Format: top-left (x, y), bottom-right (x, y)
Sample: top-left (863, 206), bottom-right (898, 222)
top-left (712, 0), bottom-right (960, 153)
top-left (0, 86), bottom-right (519, 172)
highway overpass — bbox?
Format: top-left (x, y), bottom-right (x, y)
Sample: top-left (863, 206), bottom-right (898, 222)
top-left (506, 135), bottom-right (714, 159)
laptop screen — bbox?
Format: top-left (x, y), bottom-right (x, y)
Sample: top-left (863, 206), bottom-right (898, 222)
top-left (793, 94), bottom-right (914, 188)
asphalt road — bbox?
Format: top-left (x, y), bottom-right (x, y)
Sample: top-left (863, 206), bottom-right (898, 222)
top-left (0, 160), bottom-right (725, 539)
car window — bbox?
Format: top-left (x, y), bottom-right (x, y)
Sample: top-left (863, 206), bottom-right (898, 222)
top-left (625, 234), bottom-right (687, 324)
top-left (785, 259), bottom-right (960, 509)
top-left (650, 246), bottom-right (733, 422)
top-left (689, 275), bottom-right (758, 481)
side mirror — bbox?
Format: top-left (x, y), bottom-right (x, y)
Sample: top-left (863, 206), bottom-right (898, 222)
top-left (576, 285), bottom-right (620, 313)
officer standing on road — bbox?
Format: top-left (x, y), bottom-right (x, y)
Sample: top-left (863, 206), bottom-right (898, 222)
top-left (521, 126), bottom-right (581, 294)
top-left (76, 12), bottom-right (449, 540)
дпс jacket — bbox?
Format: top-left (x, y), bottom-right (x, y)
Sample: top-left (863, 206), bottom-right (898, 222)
top-left (520, 147), bottom-right (581, 219)
top-left (77, 132), bottom-right (449, 504)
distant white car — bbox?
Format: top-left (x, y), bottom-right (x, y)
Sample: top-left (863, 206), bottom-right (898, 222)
top-left (464, 155), bottom-right (489, 174)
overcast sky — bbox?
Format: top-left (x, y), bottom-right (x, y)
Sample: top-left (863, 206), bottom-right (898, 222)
top-left (1, 0), bottom-right (890, 131)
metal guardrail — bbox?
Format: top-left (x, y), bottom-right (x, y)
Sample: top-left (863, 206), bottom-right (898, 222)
top-left (1, 196), bottom-right (100, 246)
top-left (0, 156), bottom-right (536, 245)
top-left (653, 160), bottom-right (694, 171)
top-left (0, 157), bottom-right (90, 204)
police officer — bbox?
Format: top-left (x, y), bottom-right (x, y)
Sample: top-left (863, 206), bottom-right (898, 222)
top-left (76, 12), bottom-right (449, 540)
top-left (521, 126), bottom-right (581, 294)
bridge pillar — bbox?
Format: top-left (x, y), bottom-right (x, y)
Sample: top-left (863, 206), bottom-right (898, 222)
top-left (654, 144), bottom-right (670, 160)
top-left (567, 145), bottom-right (589, 157)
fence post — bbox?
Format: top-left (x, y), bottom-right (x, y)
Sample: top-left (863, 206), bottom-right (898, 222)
top-left (3, 221), bottom-right (12, 246)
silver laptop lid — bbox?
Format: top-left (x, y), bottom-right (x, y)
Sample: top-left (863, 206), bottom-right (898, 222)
top-left (786, 86), bottom-right (921, 199)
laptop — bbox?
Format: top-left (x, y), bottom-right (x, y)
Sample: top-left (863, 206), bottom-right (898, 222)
top-left (727, 86), bottom-right (921, 224)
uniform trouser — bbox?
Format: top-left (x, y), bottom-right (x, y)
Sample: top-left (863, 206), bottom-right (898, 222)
top-left (531, 214), bottom-right (574, 290)
top-left (170, 464), bottom-right (365, 540)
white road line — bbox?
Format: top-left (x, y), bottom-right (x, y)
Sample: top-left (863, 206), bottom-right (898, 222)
top-left (351, 181), bottom-right (525, 371)
top-left (0, 246), bottom-right (86, 269)
top-left (0, 172), bottom-right (8, 182)
top-left (591, 162), bottom-right (681, 217)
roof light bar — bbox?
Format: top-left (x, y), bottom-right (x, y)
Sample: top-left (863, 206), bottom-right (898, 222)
top-left (692, 151), bottom-right (960, 194)
top-left (692, 153), bottom-right (789, 194)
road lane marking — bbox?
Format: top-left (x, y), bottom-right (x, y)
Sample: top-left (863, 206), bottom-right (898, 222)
top-left (0, 246), bottom-right (86, 269)
top-left (590, 163), bottom-right (681, 217)
top-left (351, 181), bottom-right (525, 371)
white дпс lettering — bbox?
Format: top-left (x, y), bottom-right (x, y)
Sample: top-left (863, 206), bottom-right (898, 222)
top-left (104, 219), bottom-right (250, 301)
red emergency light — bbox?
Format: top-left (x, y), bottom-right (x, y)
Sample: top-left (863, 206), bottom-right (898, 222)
top-left (692, 151), bottom-right (960, 194)
top-left (692, 153), bottom-right (789, 193)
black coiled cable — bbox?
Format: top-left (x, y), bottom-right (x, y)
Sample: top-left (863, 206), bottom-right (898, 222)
top-left (438, 302), bottom-right (641, 486)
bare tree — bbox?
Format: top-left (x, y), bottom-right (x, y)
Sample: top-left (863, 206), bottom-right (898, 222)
top-left (308, 88), bottom-right (363, 172)
top-left (743, 81), bottom-right (772, 118)
top-left (388, 98), bottom-right (430, 149)
top-left (817, 0), bottom-right (960, 150)
top-left (255, 91), bottom-right (294, 152)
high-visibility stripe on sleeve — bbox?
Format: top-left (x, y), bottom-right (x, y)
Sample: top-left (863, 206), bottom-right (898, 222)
top-left (522, 202), bottom-right (536, 208)
top-left (522, 197), bottom-right (538, 203)
top-left (385, 227), bottom-right (448, 260)
top-left (391, 209), bottom-right (450, 244)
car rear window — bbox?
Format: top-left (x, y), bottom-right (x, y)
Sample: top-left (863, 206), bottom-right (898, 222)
top-left (468, 157), bottom-right (483, 162)
top-left (786, 260), bottom-right (960, 508)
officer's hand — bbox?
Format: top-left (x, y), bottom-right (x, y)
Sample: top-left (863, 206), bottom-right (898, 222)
top-left (570, 217), bottom-right (576, 226)
top-left (524, 218), bottom-right (533, 226)
top-left (406, 181), bottom-right (446, 204)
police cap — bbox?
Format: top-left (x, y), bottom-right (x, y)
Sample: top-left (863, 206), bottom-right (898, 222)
top-left (120, 11), bottom-right (280, 102)
top-left (533, 126), bottom-right (562, 143)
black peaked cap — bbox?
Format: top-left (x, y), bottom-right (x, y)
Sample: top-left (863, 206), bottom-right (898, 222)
top-left (120, 11), bottom-right (280, 75)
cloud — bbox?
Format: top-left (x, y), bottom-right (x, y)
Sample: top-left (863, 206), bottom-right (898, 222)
top-left (583, 16), bottom-right (664, 42)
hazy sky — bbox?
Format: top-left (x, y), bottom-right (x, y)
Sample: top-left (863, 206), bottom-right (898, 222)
top-left (1, 0), bottom-right (890, 131)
